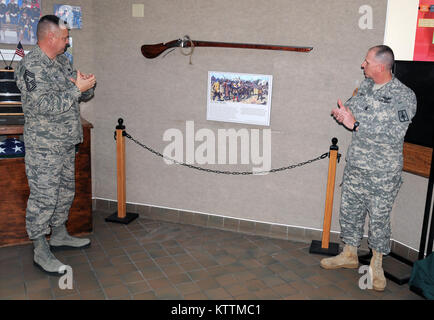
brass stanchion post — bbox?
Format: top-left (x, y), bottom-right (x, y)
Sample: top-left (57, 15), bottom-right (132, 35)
top-left (309, 137), bottom-right (340, 256)
top-left (105, 118), bottom-right (139, 224)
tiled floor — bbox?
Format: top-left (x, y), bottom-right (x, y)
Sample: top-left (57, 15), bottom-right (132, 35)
top-left (0, 210), bottom-right (424, 300)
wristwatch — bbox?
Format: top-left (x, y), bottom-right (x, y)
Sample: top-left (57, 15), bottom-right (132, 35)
top-left (352, 121), bottom-right (360, 131)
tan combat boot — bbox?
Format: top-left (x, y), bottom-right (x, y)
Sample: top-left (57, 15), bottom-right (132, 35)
top-left (369, 250), bottom-right (386, 291)
top-left (49, 224), bottom-right (91, 249)
top-left (320, 245), bottom-right (359, 269)
top-left (33, 236), bottom-right (66, 275)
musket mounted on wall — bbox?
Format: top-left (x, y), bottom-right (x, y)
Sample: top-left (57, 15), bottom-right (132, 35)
top-left (141, 35), bottom-right (313, 59)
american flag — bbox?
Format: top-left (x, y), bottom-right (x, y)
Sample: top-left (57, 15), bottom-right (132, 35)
top-left (0, 138), bottom-right (25, 158)
top-left (15, 41), bottom-right (25, 58)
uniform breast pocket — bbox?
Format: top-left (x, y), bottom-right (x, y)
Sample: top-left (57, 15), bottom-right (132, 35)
top-left (50, 74), bottom-right (65, 88)
top-left (51, 73), bottom-right (73, 90)
top-left (352, 95), bottom-right (370, 115)
top-left (373, 102), bottom-right (394, 123)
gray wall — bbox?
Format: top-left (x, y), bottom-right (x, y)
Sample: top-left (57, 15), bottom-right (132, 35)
top-left (27, 0), bottom-right (428, 252)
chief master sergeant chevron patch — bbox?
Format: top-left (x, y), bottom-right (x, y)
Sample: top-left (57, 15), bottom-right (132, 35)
top-left (23, 69), bottom-right (36, 92)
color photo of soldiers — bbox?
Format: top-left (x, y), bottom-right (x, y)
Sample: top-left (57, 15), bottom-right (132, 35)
top-left (54, 4), bottom-right (82, 29)
top-left (0, 0), bottom-right (40, 45)
top-left (210, 75), bottom-right (269, 105)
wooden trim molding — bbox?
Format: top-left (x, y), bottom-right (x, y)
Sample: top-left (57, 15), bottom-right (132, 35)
top-left (403, 142), bottom-right (432, 178)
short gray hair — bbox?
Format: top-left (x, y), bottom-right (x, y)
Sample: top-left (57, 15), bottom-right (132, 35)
top-left (37, 15), bottom-right (68, 41)
top-left (369, 45), bottom-right (395, 70)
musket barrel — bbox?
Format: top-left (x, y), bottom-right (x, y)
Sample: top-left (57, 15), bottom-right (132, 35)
top-left (141, 39), bottom-right (313, 58)
top-left (191, 40), bottom-right (313, 52)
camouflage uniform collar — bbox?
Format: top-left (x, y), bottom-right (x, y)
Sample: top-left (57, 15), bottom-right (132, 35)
top-left (34, 45), bottom-right (59, 67)
top-left (380, 74), bottom-right (396, 87)
top-left (369, 74), bottom-right (396, 86)
top-left (365, 75), bottom-right (396, 92)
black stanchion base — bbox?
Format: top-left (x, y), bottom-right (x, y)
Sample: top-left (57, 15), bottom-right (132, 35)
top-left (359, 250), bottom-right (414, 285)
top-left (309, 240), bottom-right (340, 256)
top-left (105, 212), bottom-right (139, 225)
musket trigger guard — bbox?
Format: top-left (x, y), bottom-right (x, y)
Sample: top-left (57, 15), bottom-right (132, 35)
top-left (162, 48), bottom-right (176, 58)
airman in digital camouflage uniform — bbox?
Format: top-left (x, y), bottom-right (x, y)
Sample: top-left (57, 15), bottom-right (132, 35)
top-left (15, 15), bottom-right (96, 274)
top-left (320, 45), bottom-right (417, 292)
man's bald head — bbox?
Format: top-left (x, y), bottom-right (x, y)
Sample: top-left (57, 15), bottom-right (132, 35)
top-left (37, 15), bottom-right (68, 42)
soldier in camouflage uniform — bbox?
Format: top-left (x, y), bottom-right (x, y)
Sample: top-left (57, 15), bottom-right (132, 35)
top-left (320, 45), bottom-right (416, 292)
top-left (15, 15), bottom-right (96, 274)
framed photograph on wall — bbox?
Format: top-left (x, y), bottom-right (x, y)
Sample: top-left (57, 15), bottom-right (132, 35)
top-left (54, 4), bottom-right (81, 29)
top-left (0, 0), bottom-right (41, 45)
top-left (207, 71), bottom-right (273, 126)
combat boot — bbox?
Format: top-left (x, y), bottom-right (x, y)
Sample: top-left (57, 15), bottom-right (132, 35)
top-left (33, 236), bottom-right (66, 274)
top-left (49, 224), bottom-right (91, 249)
top-left (320, 244), bottom-right (359, 269)
top-left (369, 250), bottom-right (386, 291)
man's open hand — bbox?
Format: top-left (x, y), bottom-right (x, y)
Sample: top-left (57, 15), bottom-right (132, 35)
top-left (331, 99), bottom-right (357, 130)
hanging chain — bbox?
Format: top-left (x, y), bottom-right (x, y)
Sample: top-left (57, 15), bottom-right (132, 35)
top-left (120, 131), bottom-right (329, 175)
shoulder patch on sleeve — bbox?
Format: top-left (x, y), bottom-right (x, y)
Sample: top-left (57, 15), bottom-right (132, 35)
top-left (24, 69), bottom-right (37, 92)
top-left (398, 109), bottom-right (410, 122)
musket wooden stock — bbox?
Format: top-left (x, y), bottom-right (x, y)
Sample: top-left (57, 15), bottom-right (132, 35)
top-left (141, 39), bottom-right (313, 58)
